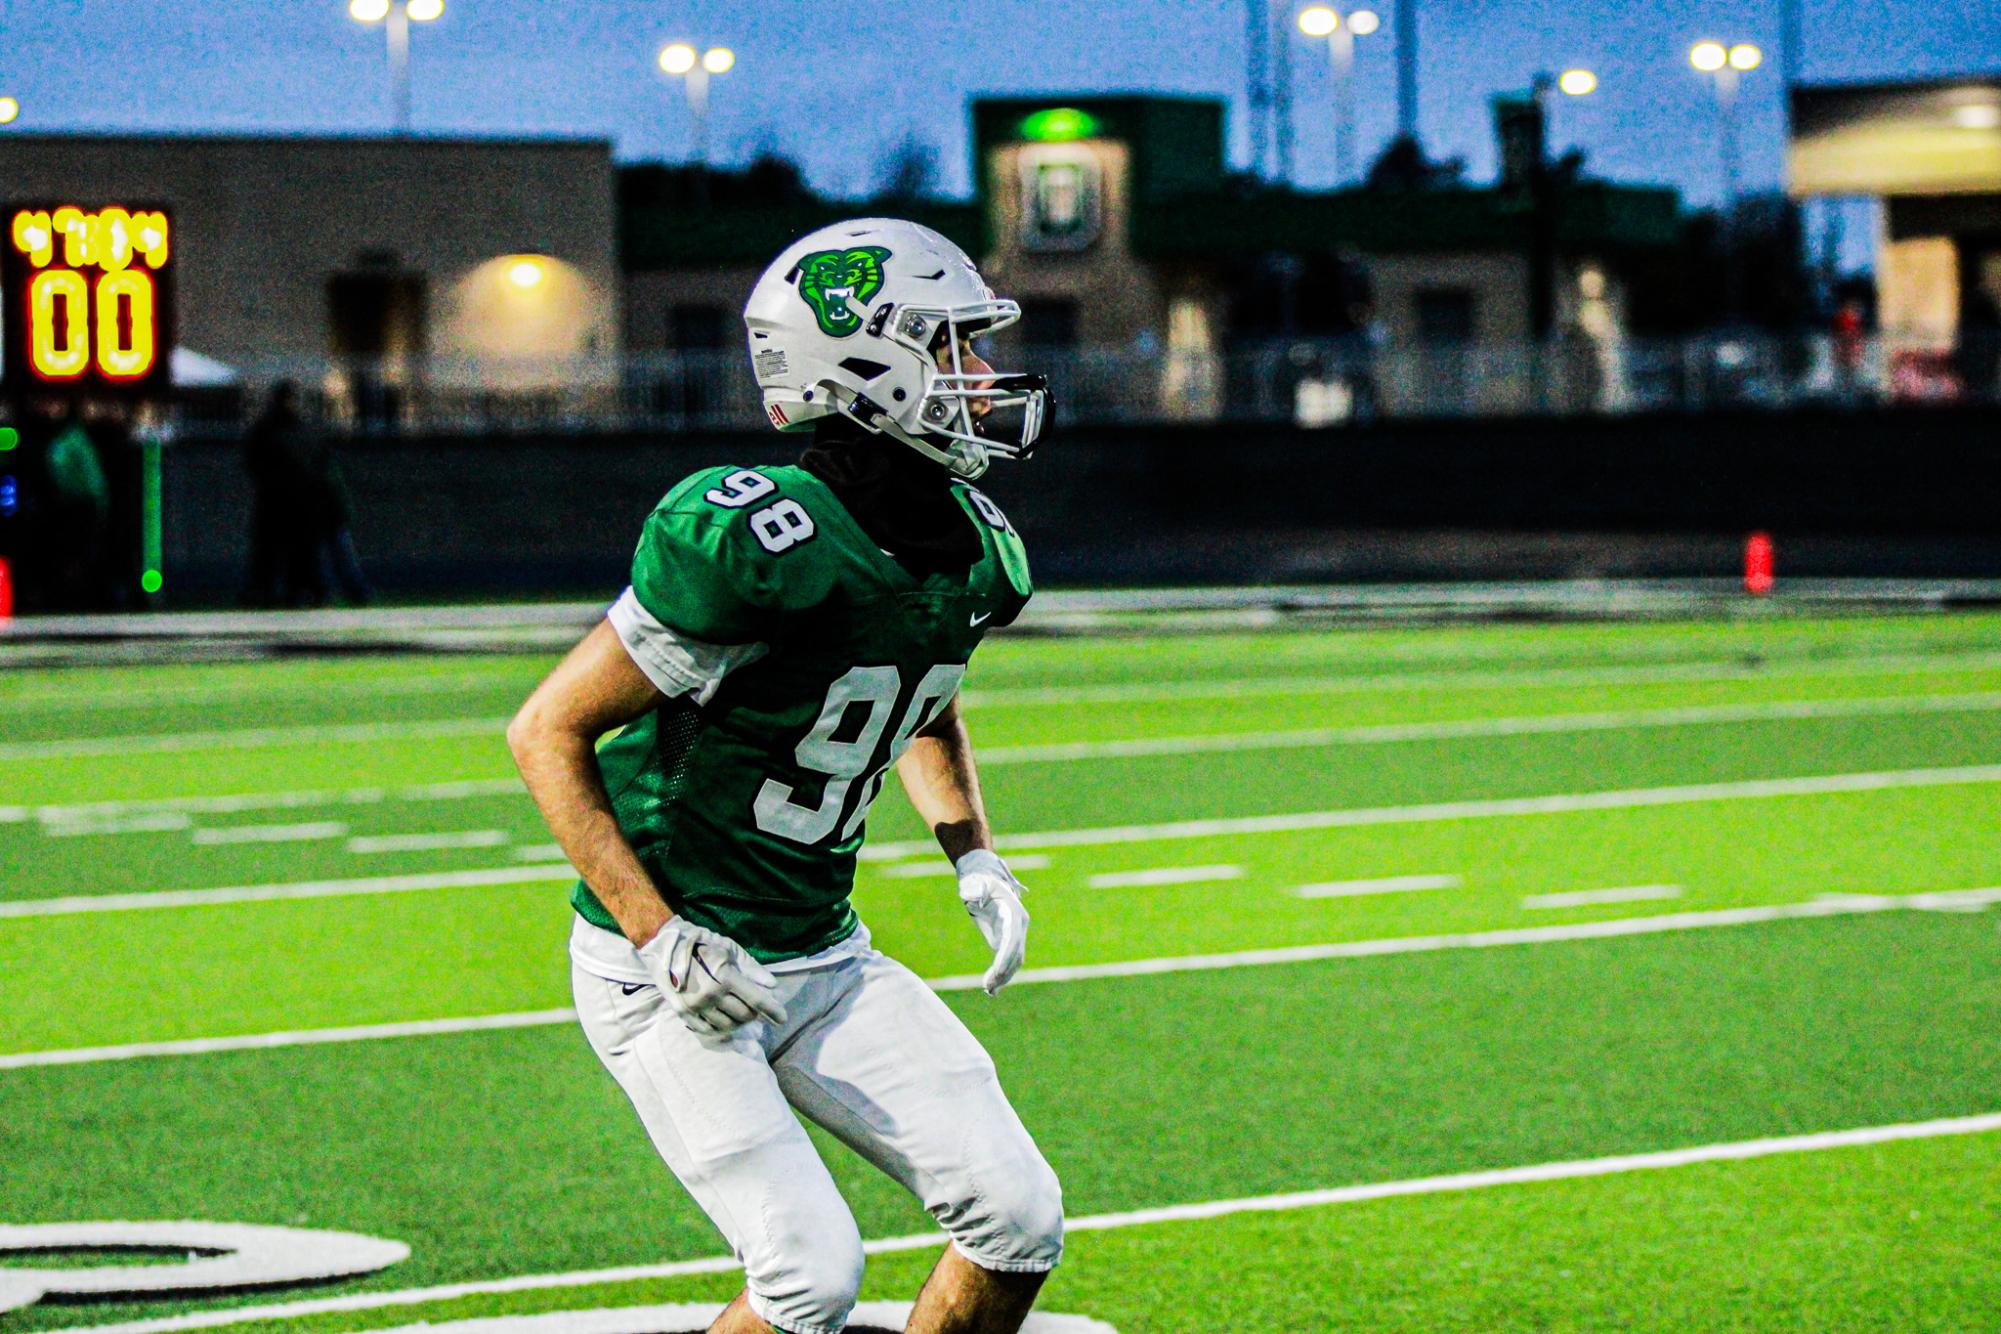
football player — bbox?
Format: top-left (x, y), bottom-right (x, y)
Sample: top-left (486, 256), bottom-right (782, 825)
top-left (509, 218), bottom-right (1060, 1334)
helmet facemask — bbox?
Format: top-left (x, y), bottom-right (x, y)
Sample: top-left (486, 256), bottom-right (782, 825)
top-left (844, 299), bottom-right (1048, 480)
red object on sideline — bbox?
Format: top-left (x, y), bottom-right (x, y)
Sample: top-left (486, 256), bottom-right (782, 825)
top-left (0, 557), bottom-right (12, 619)
top-left (1745, 532), bottom-right (1775, 596)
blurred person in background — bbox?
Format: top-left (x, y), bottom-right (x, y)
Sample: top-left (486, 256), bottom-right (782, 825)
top-left (310, 420), bottom-right (372, 606)
top-left (36, 398), bottom-right (112, 610)
top-left (242, 381), bottom-right (369, 606)
top-left (242, 381), bottom-right (318, 606)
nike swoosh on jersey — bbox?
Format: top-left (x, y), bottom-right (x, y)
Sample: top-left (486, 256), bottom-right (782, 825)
top-left (970, 611), bottom-right (993, 627)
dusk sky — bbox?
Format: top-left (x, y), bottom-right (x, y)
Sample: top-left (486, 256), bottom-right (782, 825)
top-left (3, 0), bottom-right (1994, 210)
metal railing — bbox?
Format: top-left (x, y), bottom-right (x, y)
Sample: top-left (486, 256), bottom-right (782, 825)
top-left (174, 333), bottom-right (2001, 437)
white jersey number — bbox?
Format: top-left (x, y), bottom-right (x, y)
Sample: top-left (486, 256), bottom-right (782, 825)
top-left (704, 470), bottom-right (817, 555)
top-left (754, 663), bottom-right (967, 846)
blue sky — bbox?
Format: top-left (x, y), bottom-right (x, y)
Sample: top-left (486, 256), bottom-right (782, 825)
top-left (2, 0), bottom-right (1993, 208)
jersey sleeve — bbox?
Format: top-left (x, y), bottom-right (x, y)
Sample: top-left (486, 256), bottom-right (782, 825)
top-left (608, 468), bottom-right (782, 704)
top-left (960, 485), bottom-right (1034, 628)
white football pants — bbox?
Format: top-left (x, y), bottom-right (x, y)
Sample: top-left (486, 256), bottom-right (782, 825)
top-left (572, 945), bottom-right (1064, 1334)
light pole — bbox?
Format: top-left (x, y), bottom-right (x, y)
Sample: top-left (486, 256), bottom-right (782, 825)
top-left (1691, 40), bottom-right (1761, 210)
top-left (1692, 40), bottom-right (1761, 319)
top-left (349, 0), bottom-right (444, 134)
top-left (1297, 6), bottom-right (1378, 185)
top-left (659, 42), bottom-right (735, 176)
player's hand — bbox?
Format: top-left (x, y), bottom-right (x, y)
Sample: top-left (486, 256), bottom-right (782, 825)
top-left (637, 917), bottom-right (788, 1039)
top-left (955, 849), bottom-right (1030, 995)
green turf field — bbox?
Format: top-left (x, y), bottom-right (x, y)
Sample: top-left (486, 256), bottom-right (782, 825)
top-left (3, 611), bottom-right (1999, 1333)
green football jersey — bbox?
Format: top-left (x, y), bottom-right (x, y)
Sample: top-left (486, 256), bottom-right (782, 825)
top-left (572, 463), bottom-right (1033, 962)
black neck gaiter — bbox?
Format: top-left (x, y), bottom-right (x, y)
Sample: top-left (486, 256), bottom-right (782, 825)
top-left (799, 426), bottom-right (983, 579)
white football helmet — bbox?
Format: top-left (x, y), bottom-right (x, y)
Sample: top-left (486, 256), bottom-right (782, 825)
top-left (742, 217), bottom-right (1047, 479)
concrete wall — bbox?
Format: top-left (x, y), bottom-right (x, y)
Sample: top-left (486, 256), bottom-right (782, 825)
top-left (0, 133), bottom-right (621, 380)
top-left (149, 406), bottom-right (2001, 601)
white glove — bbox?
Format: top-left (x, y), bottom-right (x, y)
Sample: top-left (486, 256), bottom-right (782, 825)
top-left (956, 849), bottom-right (1030, 995)
top-left (637, 917), bottom-right (788, 1039)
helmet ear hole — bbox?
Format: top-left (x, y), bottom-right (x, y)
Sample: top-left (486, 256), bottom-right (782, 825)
top-left (838, 357), bottom-right (892, 382)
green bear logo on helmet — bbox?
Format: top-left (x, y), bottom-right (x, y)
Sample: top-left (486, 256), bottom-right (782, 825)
top-left (795, 246), bottom-right (892, 337)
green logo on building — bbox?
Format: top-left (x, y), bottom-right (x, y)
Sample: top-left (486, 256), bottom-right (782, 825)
top-left (796, 247), bottom-right (891, 337)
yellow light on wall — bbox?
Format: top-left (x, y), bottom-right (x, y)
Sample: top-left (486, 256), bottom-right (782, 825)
top-left (658, 43), bottom-right (697, 74)
top-left (1558, 68), bottom-right (1598, 96)
top-left (1347, 10), bottom-right (1380, 35)
top-left (349, 0), bottom-right (391, 22)
top-left (0, 98), bottom-right (18, 125)
top-left (1728, 43), bottom-right (1762, 70)
top-left (701, 47), bottom-right (734, 74)
top-left (407, 0), bottom-right (443, 19)
top-left (1690, 41), bottom-right (1727, 72)
top-left (507, 257), bottom-right (547, 290)
top-left (1299, 6), bottom-right (1339, 37)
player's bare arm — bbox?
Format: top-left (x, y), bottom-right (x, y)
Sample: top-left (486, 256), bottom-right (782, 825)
top-left (896, 692), bottom-right (993, 862)
top-left (507, 619), bottom-right (669, 945)
top-left (510, 622), bottom-right (787, 1036)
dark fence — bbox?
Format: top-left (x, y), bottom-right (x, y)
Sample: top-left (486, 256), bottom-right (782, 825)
top-left (159, 405), bottom-right (2001, 601)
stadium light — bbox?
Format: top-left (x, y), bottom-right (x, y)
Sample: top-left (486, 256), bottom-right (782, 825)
top-left (1558, 68), bottom-right (1597, 96)
top-left (1728, 43), bottom-right (1762, 70)
top-left (659, 40), bottom-right (734, 175)
top-left (0, 97), bottom-right (18, 125)
top-left (1294, 5), bottom-right (1378, 184)
top-left (350, 0), bottom-right (444, 133)
top-left (1690, 41), bottom-right (1727, 72)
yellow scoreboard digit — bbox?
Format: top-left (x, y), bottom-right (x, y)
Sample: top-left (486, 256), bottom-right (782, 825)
top-left (3, 204), bottom-right (175, 393)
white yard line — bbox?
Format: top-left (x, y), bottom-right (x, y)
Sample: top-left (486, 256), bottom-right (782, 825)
top-left (8, 887), bottom-right (1998, 1071)
top-left (1, 778), bottom-right (525, 828)
top-left (10, 765), bottom-right (2001, 918)
top-left (43, 813), bottom-right (194, 838)
top-left (512, 844), bottom-right (568, 862)
top-left (0, 670), bottom-right (528, 713)
top-left (0, 716), bottom-right (511, 762)
top-left (7, 689), bottom-right (1999, 828)
top-left (0, 866), bottom-right (578, 920)
top-left (958, 648), bottom-right (2001, 708)
top-left (1294, 874), bottom-right (1463, 898)
top-left (862, 763), bottom-right (2001, 861)
top-left (0, 1010), bottom-right (579, 1071)
top-left (347, 830), bottom-right (510, 855)
top-left (1523, 885), bottom-right (1685, 910)
top-left (1086, 864), bottom-right (1247, 889)
top-left (880, 854), bottom-right (1052, 879)
top-left (190, 822), bottom-right (348, 846)
top-left (55, 1110), bottom-right (2001, 1334)
top-left (972, 692), bottom-right (2001, 765)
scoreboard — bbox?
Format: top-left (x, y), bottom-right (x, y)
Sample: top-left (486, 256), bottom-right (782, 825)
top-left (3, 204), bottom-right (175, 395)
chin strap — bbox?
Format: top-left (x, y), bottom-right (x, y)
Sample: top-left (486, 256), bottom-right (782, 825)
top-left (838, 391), bottom-right (989, 479)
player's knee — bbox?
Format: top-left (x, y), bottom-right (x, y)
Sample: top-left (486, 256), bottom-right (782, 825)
top-left (954, 1144), bottom-right (1066, 1272)
top-left (745, 1212), bottom-right (864, 1334)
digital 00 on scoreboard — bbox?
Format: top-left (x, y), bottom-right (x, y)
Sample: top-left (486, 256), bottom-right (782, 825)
top-left (3, 204), bottom-right (175, 395)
